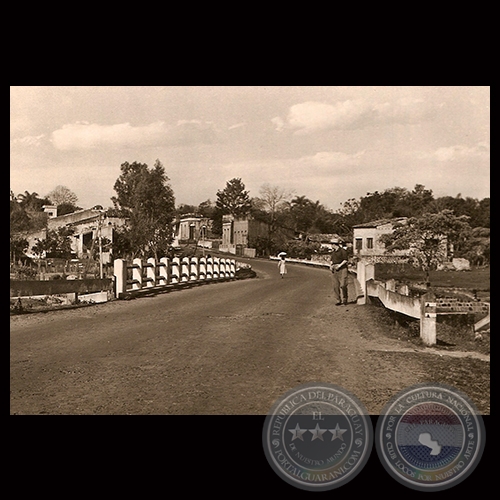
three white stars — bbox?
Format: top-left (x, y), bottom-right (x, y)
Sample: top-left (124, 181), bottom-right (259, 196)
top-left (288, 423), bottom-right (347, 441)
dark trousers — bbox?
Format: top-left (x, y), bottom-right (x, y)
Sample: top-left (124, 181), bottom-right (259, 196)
top-left (332, 267), bottom-right (348, 304)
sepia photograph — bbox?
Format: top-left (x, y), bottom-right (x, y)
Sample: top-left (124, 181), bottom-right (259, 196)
top-left (10, 86), bottom-right (489, 490)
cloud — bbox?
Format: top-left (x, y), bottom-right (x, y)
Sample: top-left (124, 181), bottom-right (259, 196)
top-left (10, 134), bottom-right (47, 148)
top-left (432, 141), bottom-right (490, 162)
top-left (217, 149), bottom-right (367, 192)
top-left (51, 120), bottom-right (218, 151)
top-left (415, 141), bottom-right (490, 162)
top-left (274, 98), bottom-right (434, 134)
top-left (298, 150), bottom-right (366, 171)
top-left (287, 100), bottom-right (373, 134)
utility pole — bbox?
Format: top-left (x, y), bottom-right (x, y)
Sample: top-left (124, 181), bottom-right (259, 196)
top-left (83, 210), bottom-right (104, 279)
top-left (98, 213), bottom-right (103, 279)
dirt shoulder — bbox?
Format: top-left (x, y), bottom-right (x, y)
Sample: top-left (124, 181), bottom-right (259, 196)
top-left (352, 302), bottom-right (490, 414)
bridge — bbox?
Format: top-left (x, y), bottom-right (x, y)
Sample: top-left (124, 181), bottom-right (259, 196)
top-left (10, 257), bottom-right (490, 415)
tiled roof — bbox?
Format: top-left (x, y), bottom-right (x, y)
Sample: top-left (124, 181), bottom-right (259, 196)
top-left (352, 217), bottom-right (407, 229)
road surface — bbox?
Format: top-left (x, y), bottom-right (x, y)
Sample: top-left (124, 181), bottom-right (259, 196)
top-left (10, 258), bottom-right (490, 414)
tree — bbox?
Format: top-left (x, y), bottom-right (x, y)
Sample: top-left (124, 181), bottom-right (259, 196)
top-left (476, 198), bottom-right (490, 228)
top-left (457, 227), bottom-right (490, 266)
top-left (56, 202), bottom-right (81, 216)
top-left (47, 185), bottom-right (79, 206)
top-left (31, 227), bottom-right (75, 259)
top-left (287, 195), bottom-right (324, 234)
top-left (216, 178), bottom-right (252, 217)
top-left (176, 203), bottom-right (198, 216)
top-left (431, 194), bottom-right (490, 229)
top-left (111, 159), bottom-right (176, 259)
top-left (10, 236), bottom-right (29, 264)
top-left (380, 210), bottom-right (471, 286)
top-left (197, 199), bottom-right (223, 237)
top-left (197, 199), bottom-right (216, 218)
top-left (16, 191), bottom-right (51, 212)
top-left (109, 226), bottom-right (134, 260)
top-left (405, 184), bottom-right (434, 216)
top-left (258, 184), bottom-right (292, 220)
top-left (10, 196), bottom-right (30, 232)
top-left (11, 190), bottom-right (49, 236)
top-left (248, 184), bottom-right (294, 254)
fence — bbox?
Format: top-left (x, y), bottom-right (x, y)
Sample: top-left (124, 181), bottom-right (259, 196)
top-left (113, 256), bottom-right (236, 298)
top-left (356, 260), bottom-right (490, 346)
top-left (10, 258), bottom-right (108, 280)
top-left (10, 278), bottom-right (113, 309)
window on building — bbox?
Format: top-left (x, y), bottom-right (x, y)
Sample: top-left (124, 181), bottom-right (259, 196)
top-left (367, 238), bottom-right (374, 249)
top-left (355, 238), bottom-right (363, 251)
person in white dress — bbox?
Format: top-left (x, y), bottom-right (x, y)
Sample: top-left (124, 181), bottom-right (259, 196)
top-left (278, 255), bottom-right (287, 278)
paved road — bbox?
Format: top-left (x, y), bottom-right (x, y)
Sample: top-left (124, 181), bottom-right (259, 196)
top-left (10, 257), bottom-right (487, 415)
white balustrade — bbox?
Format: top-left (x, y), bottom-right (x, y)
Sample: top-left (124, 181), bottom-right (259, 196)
top-left (171, 257), bottom-right (180, 284)
top-left (213, 257), bottom-right (219, 279)
top-left (159, 257), bottom-right (169, 285)
top-left (113, 256), bottom-right (239, 298)
top-left (199, 257), bottom-right (206, 280)
top-left (146, 257), bottom-right (156, 287)
top-left (190, 257), bottom-right (198, 281)
top-left (181, 257), bottom-right (190, 282)
top-left (132, 258), bottom-right (142, 290)
top-left (113, 259), bottom-right (127, 298)
top-left (206, 257), bottom-right (213, 280)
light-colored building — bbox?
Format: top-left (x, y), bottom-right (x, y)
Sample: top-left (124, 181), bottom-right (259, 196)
top-left (23, 208), bottom-right (127, 262)
top-left (42, 205), bottom-right (58, 218)
top-left (352, 217), bottom-right (408, 256)
top-left (177, 215), bottom-right (211, 243)
top-left (221, 214), bottom-right (269, 256)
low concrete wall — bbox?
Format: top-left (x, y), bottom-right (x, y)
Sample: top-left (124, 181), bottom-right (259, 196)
top-left (219, 246), bottom-right (236, 255)
top-left (10, 278), bottom-right (113, 298)
top-left (269, 256), bottom-right (329, 268)
top-left (78, 291), bottom-right (109, 303)
top-left (243, 248), bottom-right (256, 258)
top-left (366, 280), bottom-right (421, 319)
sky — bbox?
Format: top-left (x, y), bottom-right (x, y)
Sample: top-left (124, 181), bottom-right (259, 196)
top-left (10, 86), bottom-right (490, 212)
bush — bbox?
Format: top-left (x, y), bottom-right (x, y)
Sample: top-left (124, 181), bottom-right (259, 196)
top-left (11, 265), bottom-right (38, 280)
top-left (283, 240), bottom-right (321, 259)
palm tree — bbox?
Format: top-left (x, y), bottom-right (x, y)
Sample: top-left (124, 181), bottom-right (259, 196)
top-left (17, 191), bottom-right (40, 210)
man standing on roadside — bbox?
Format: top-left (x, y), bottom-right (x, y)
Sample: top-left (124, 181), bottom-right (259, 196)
top-left (330, 237), bottom-right (348, 305)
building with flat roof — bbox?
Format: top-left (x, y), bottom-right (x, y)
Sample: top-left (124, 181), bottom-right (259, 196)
top-left (221, 214), bottom-right (269, 256)
top-left (352, 217), bottom-right (408, 256)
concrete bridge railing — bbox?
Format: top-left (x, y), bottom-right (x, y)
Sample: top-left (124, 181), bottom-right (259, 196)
top-left (356, 260), bottom-right (490, 346)
top-left (114, 256), bottom-right (236, 299)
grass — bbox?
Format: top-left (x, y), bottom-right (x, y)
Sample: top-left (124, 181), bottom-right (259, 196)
top-left (375, 264), bottom-right (490, 292)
